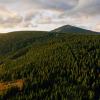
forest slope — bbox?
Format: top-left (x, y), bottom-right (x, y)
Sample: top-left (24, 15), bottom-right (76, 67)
top-left (0, 28), bottom-right (100, 100)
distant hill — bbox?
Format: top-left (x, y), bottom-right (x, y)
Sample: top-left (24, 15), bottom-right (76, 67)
top-left (0, 31), bottom-right (48, 56)
top-left (51, 25), bottom-right (99, 34)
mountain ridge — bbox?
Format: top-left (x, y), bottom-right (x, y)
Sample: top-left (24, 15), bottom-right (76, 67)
top-left (51, 25), bottom-right (99, 34)
top-left (0, 25), bottom-right (99, 34)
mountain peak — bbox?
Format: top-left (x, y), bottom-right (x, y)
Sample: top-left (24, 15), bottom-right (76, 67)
top-left (63, 25), bottom-right (72, 27)
top-left (51, 25), bottom-right (97, 34)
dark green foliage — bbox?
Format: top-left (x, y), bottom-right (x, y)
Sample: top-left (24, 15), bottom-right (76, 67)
top-left (0, 31), bottom-right (100, 100)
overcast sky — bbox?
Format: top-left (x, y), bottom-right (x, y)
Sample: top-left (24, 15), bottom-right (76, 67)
top-left (0, 0), bottom-right (100, 32)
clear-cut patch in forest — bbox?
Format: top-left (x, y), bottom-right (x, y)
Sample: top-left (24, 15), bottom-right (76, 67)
top-left (0, 79), bottom-right (24, 95)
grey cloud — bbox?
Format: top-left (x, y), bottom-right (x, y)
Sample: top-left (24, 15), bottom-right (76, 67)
top-left (0, 0), bottom-right (100, 32)
top-left (0, 16), bottom-right (22, 27)
top-left (60, 0), bottom-right (100, 24)
top-left (0, 5), bottom-right (23, 28)
top-left (70, 0), bottom-right (100, 16)
top-left (0, 0), bottom-right (14, 3)
top-left (24, 9), bottom-right (64, 26)
top-left (28, 0), bottom-right (78, 10)
top-left (0, 0), bottom-right (78, 12)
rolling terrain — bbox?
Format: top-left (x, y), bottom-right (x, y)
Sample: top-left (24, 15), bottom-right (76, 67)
top-left (0, 25), bottom-right (100, 100)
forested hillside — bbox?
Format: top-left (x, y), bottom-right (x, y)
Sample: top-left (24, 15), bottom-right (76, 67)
top-left (0, 30), bottom-right (100, 100)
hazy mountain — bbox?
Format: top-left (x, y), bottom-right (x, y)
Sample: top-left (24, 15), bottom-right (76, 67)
top-left (51, 25), bottom-right (99, 34)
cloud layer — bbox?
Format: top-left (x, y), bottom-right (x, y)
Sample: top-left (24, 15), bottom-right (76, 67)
top-left (0, 0), bottom-right (100, 32)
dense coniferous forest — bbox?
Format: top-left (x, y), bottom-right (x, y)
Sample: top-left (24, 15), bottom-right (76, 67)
top-left (0, 27), bottom-right (100, 100)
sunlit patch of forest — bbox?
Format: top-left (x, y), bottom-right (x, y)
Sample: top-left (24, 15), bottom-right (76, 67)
top-left (0, 31), bottom-right (100, 100)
